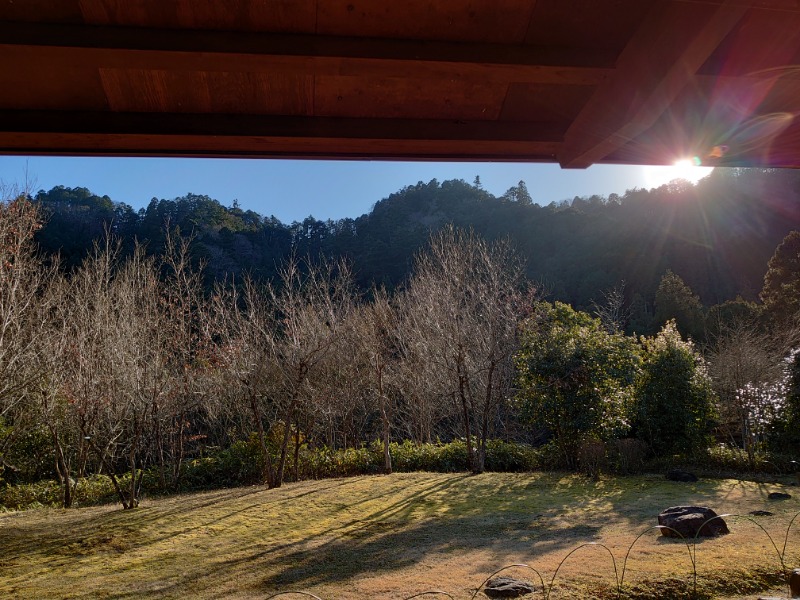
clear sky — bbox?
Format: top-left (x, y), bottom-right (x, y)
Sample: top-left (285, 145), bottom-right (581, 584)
top-left (0, 156), bottom-right (712, 224)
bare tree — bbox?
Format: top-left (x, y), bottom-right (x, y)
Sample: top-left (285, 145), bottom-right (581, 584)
top-left (31, 274), bottom-right (87, 507)
top-left (708, 322), bottom-right (795, 462)
top-left (592, 281), bottom-right (630, 333)
top-left (0, 194), bottom-right (57, 479)
top-left (63, 241), bottom-right (174, 509)
top-left (349, 288), bottom-right (399, 473)
top-left (212, 256), bottom-right (355, 488)
top-left (401, 226), bottom-right (526, 473)
top-left (211, 276), bottom-right (280, 487)
top-left (155, 231), bottom-right (214, 488)
top-left (62, 240), bottom-right (127, 506)
top-left (267, 257), bottom-right (355, 486)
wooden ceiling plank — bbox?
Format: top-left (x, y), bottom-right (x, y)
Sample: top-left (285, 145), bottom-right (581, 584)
top-left (315, 0), bottom-right (536, 44)
top-left (75, 0), bottom-right (318, 33)
top-left (0, 131), bottom-right (560, 161)
top-left (558, 0), bottom-right (752, 168)
top-left (0, 110), bottom-right (566, 144)
top-left (98, 70), bottom-right (314, 115)
top-left (313, 76), bottom-right (509, 120)
top-left (0, 21), bottom-right (613, 86)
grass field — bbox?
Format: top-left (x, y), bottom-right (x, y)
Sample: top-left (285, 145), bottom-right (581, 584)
top-left (1, 472), bottom-right (798, 599)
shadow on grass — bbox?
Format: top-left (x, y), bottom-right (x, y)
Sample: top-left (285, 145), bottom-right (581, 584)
top-left (109, 474), bottom-right (606, 596)
top-left (2, 472), bottom-right (798, 599)
top-left (0, 479), bottom-right (356, 565)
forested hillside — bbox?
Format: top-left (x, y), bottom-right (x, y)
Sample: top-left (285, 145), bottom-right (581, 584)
top-left (5, 169), bottom-right (800, 510)
top-left (33, 167), bottom-right (800, 333)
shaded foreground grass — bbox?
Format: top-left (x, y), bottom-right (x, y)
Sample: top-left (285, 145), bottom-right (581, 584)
top-left (1, 472), bottom-right (798, 599)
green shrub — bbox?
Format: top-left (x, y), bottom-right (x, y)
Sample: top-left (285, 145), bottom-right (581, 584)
top-left (484, 440), bottom-right (539, 472)
top-left (637, 444), bottom-right (797, 477)
top-left (0, 474), bottom-right (122, 511)
top-left (391, 440), bottom-right (470, 472)
top-left (179, 434), bottom-right (264, 489)
top-left (532, 440), bottom-right (572, 471)
top-left (515, 302), bottom-right (640, 467)
top-left (634, 321), bottom-right (716, 455)
top-left (699, 444), bottom-right (797, 474)
top-left (0, 479), bottom-right (60, 511)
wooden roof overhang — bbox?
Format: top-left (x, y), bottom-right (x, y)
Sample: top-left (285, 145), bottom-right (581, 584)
top-left (2, 0), bottom-right (800, 168)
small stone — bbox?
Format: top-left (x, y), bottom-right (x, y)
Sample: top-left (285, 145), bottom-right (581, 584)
top-left (768, 492), bottom-right (792, 500)
top-left (749, 510), bottom-right (774, 516)
top-left (790, 568), bottom-right (800, 597)
top-left (483, 576), bottom-right (537, 598)
top-left (666, 469), bottom-right (698, 482)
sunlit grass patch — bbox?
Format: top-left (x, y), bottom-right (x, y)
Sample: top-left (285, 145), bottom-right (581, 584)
top-left (0, 472), bottom-right (797, 599)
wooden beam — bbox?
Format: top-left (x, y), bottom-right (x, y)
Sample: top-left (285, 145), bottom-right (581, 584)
top-left (0, 110), bottom-right (566, 141)
top-left (0, 22), bottom-right (614, 86)
top-left (558, 0), bottom-right (751, 168)
top-left (673, 0), bottom-right (800, 12)
top-left (0, 134), bottom-right (561, 161)
top-left (0, 110), bottom-right (564, 160)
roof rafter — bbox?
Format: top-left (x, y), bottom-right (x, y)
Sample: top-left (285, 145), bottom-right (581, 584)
top-left (0, 22), bottom-right (614, 86)
top-left (558, 0), bottom-right (752, 168)
top-left (0, 110), bottom-right (563, 160)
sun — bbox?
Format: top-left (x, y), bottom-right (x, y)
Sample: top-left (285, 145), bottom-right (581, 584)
top-left (642, 159), bottom-right (714, 189)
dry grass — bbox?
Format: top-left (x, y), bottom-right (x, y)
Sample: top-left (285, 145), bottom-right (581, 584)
top-left (1, 472), bottom-right (798, 599)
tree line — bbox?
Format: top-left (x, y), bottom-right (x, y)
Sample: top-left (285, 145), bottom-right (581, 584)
top-left (3, 186), bottom-right (800, 511)
top-left (31, 167), bottom-right (800, 335)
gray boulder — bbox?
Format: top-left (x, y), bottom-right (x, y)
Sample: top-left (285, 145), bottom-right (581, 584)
top-left (658, 506), bottom-right (729, 538)
top-left (483, 576), bottom-right (537, 598)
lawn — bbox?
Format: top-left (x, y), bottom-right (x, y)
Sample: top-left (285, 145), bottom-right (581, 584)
top-left (1, 472), bottom-right (798, 599)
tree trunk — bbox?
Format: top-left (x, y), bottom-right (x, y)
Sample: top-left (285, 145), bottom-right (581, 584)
top-left (171, 411), bottom-right (187, 490)
top-left (476, 361), bottom-right (497, 475)
top-left (378, 365), bottom-right (392, 474)
top-left (47, 422), bottom-right (73, 508)
top-left (248, 390), bottom-right (276, 488)
top-left (458, 372), bottom-right (477, 474)
top-left (128, 442), bottom-right (139, 509)
top-left (276, 397), bottom-right (298, 487)
top-left (84, 432), bottom-right (130, 509)
top-left (152, 399), bottom-right (165, 489)
top-left (381, 403), bottom-right (392, 475)
top-left (292, 416), bottom-right (301, 482)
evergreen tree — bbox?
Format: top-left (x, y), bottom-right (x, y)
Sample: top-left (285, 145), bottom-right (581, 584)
top-left (761, 230), bottom-right (800, 323)
top-left (515, 302), bottom-right (640, 466)
top-left (634, 321), bottom-right (716, 455)
top-left (502, 180), bottom-right (533, 205)
top-left (654, 270), bottom-right (705, 340)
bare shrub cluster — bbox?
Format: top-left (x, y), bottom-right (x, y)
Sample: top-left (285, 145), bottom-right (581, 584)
top-left (0, 197), bottom-right (525, 506)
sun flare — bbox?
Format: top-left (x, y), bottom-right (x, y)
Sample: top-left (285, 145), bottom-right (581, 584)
top-left (642, 159), bottom-right (714, 189)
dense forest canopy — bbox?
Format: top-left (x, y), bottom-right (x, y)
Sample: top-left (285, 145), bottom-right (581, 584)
top-left (32, 167), bottom-right (800, 334)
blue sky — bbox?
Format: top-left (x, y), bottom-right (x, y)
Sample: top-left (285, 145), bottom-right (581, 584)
top-left (0, 156), bottom-right (712, 223)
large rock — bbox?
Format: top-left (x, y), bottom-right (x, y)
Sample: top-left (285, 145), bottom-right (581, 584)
top-left (658, 506), bottom-right (729, 538)
top-left (483, 576), bottom-right (537, 598)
